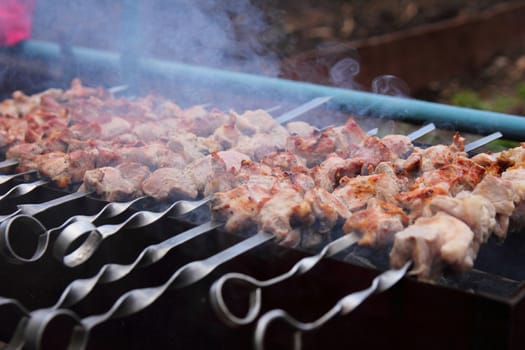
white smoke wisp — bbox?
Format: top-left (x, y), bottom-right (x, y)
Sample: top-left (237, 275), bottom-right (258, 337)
top-left (329, 57), bottom-right (360, 89)
top-left (371, 75), bottom-right (410, 97)
top-left (141, 0), bottom-right (282, 76)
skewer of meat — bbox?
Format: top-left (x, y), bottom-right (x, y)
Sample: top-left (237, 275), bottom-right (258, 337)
top-left (207, 126), bottom-right (463, 327)
top-left (250, 137), bottom-right (522, 350)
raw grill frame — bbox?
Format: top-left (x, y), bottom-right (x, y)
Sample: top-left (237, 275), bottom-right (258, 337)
top-left (1, 39), bottom-right (525, 350)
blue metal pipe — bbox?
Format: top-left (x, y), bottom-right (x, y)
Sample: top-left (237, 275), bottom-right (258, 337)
top-left (16, 39), bottom-right (525, 139)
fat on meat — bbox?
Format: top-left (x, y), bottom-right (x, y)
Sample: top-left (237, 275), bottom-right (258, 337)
top-left (390, 212), bottom-right (477, 279)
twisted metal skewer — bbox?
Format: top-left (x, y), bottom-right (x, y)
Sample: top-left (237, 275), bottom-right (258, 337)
top-left (52, 196), bottom-right (211, 267)
top-left (19, 230), bottom-right (274, 350)
top-left (210, 234), bottom-right (359, 327)
top-left (0, 195), bottom-right (144, 264)
top-left (0, 222), bottom-right (223, 350)
top-left (0, 180), bottom-right (48, 203)
top-left (253, 262), bottom-right (411, 350)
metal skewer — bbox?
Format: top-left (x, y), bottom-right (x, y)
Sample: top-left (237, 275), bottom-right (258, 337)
top-left (18, 230), bottom-right (274, 350)
top-left (0, 169), bottom-right (36, 185)
top-left (275, 97), bottom-right (333, 124)
top-left (0, 195), bottom-right (145, 264)
top-left (253, 262), bottom-right (411, 350)
top-left (52, 196), bottom-right (211, 267)
top-left (464, 131), bottom-right (503, 153)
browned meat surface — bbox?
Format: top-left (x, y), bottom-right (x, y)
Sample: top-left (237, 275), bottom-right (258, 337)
top-left (348, 136), bottom-right (394, 171)
top-left (390, 212), bottom-right (476, 279)
top-left (36, 151), bottom-right (71, 187)
top-left (333, 173), bottom-right (400, 212)
top-left (326, 117), bottom-right (367, 154)
top-left (395, 185), bottom-right (449, 222)
top-left (258, 188), bottom-right (304, 246)
top-left (182, 107), bottom-right (232, 137)
top-left (343, 198), bottom-right (408, 246)
top-left (303, 187), bottom-right (351, 233)
top-left (211, 181), bottom-right (273, 232)
top-left (261, 151), bottom-right (306, 171)
top-left (313, 153), bottom-right (363, 191)
top-left (381, 134), bottom-right (413, 158)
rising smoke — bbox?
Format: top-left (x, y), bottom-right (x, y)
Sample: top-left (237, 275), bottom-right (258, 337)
top-left (31, 0), bottom-right (283, 76)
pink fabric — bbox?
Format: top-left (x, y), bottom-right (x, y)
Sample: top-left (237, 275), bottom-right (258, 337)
top-left (0, 0), bottom-right (36, 46)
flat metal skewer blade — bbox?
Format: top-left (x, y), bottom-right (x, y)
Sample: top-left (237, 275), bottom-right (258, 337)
top-left (107, 85), bottom-right (129, 95)
top-left (464, 131), bottom-right (503, 152)
top-left (366, 128), bottom-right (378, 136)
top-left (275, 96), bottom-right (332, 124)
top-left (0, 159), bottom-right (18, 169)
top-left (407, 123), bottom-right (435, 141)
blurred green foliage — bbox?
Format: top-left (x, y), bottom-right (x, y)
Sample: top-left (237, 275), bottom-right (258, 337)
top-left (449, 84), bottom-right (525, 114)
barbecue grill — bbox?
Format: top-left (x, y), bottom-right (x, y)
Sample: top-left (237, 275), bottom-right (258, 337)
top-left (1, 37), bottom-right (525, 350)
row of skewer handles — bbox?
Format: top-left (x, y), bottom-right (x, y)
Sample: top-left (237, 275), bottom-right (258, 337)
top-left (0, 117), bottom-right (503, 350)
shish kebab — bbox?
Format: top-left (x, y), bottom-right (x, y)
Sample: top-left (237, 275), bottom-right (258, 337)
top-left (0, 94), bottom-right (338, 265)
top-left (2, 123), bottom-right (435, 350)
top-left (0, 80), bottom-right (337, 201)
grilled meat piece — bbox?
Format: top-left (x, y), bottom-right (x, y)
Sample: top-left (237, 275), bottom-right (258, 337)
top-left (142, 150), bottom-right (249, 201)
top-left (473, 174), bottom-right (515, 238)
top-left (343, 198), bottom-right (408, 246)
top-left (333, 173), bottom-right (400, 212)
top-left (211, 177), bottom-right (278, 232)
top-left (258, 188), bottom-right (305, 247)
top-left (286, 121), bottom-right (317, 137)
top-left (429, 192), bottom-right (496, 246)
top-left (381, 134), bottom-right (413, 158)
top-left (141, 167), bottom-right (197, 200)
top-left (390, 212), bottom-right (477, 279)
top-left (117, 143), bottom-right (189, 170)
top-left (303, 187), bottom-right (351, 233)
top-left (261, 151), bottom-right (307, 171)
top-left (82, 162), bottom-right (150, 201)
top-left (313, 153), bottom-right (363, 191)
